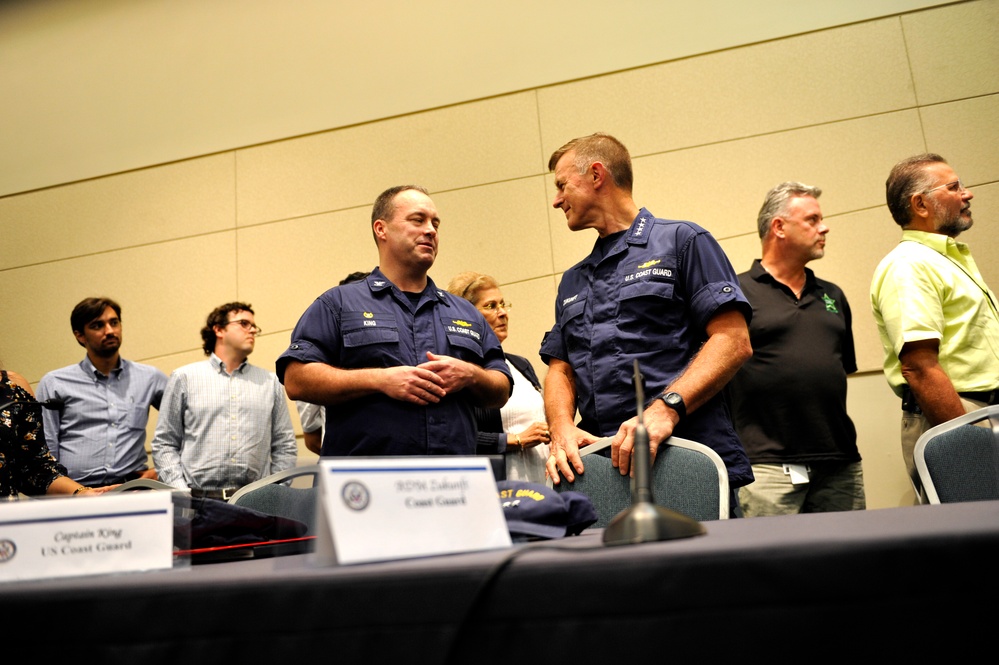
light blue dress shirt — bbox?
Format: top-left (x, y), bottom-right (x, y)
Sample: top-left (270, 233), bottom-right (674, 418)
top-left (36, 357), bottom-right (168, 485)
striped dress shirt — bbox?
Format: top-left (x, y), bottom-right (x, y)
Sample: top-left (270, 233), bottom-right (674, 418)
top-left (151, 354), bottom-right (297, 490)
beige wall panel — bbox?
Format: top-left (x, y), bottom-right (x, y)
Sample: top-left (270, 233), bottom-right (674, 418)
top-left (536, 17), bottom-right (915, 161)
top-left (235, 92), bottom-right (543, 226)
top-left (848, 371), bottom-right (915, 508)
top-left (0, 0), bottom-right (951, 197)
top-left (428, 179), bottom-right (553, 291)
top-left (903, 0), bottom-right (999, 105)
top-left (3, 233), bottom-right (238, 384)
top-left (237, 208), bottom-right (377, 336)
top-left (626, 111), bottom-right (927, 242)
top-left (717, 234), bottom-right (762, 276)
top-left (959, 182), bottom-right (999, 288)
top-left (920, 95), bottom-right (999, 185)
top-left (143, 350), bottom-right (209, 382)
top-left (0, 153), bottom-right (235, 272)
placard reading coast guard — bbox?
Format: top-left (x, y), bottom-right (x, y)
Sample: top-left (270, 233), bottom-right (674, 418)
top-left (314, 456), bottom-right (511, 565)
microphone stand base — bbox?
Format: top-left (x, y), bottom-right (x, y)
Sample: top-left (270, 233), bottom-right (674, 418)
top-left (602, 501), bottom-right (706, 545)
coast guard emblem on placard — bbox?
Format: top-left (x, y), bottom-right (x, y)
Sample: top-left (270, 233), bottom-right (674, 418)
top-left (0, 540), bottom-right (16, 563)
top-left (342, 481), bottom-right (370, 511)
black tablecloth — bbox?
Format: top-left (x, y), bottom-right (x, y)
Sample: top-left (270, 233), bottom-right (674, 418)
top-left (5, 501), bottom-right (999, 663)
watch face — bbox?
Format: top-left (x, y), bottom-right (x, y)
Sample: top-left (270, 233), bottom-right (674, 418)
top-left (662, 392), bottom-right (685, 419)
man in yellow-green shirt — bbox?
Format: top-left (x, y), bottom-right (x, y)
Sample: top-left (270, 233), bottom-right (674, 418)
top-left (871, 153), bottom-right (999, 500)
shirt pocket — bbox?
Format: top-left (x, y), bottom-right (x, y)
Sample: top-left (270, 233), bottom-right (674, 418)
top-left (341, 311), bottom-right (401, 366)
top-left (618, 278), bottom-right (682, 342)
top-left (128, 403), bottom-right (150, 430)
top-left (440, 313), bottom-right (486, 362)
top-left (620, 278), bottom-right (674, 302)
top-left (559, 295), bottom-right (589, 358)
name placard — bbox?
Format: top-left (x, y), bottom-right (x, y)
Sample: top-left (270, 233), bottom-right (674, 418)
top-left (313, 456), bottom-right (511, 565)
top-left (0, 491), bottom-right (174, 583)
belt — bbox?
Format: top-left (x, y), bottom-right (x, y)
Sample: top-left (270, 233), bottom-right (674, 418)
top-left (901, 386), bottom-right (999, 414)
top-left (958, 390), bottom-right (999, 405)
top-left (190, 487), bottom-right (241, 501)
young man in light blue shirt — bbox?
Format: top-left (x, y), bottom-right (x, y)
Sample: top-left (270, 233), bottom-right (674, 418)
top-left (37, 297), bottom-right (168, 487)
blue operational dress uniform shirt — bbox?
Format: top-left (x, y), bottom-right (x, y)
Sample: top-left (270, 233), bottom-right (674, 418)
top-left (276, 268), bottom-right (512, 457)
top-left (36, 357), bottom-right (168, 485)
top-left (540, 208), bottom-right (755, 488)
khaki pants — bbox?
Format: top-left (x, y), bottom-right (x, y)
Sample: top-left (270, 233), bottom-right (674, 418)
top-left (739, 461), bottom-right (866, 517)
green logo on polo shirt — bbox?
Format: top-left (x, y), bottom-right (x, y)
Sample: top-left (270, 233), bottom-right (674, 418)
top-left (822, 293), bottom-right (839, 313)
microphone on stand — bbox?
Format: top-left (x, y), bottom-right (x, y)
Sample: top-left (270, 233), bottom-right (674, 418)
top-left (602, 360), bottom-right (706, 546)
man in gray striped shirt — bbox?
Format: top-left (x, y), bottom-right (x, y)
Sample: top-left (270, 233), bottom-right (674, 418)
top-left (151, 302), bottom-right (297, 500)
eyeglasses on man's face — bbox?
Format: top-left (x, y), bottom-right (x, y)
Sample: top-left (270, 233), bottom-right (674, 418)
top-left (924, 179), bottom-right (968, 195)
top-left (225, 319), bottom-right (262, 334)
top-left (479, 301), bottom-right (512, 312)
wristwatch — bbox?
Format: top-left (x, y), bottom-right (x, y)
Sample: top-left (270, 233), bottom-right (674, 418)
top-left (658, 391), bottom-right (686, 423)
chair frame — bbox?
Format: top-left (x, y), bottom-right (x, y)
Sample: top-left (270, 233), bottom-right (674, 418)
top-left (109, 478), bottom-right (178, 492)
top-left (226, 464), bottom-right (320, 504)
top-left (576, 435), bottom-right (729, 520)
top-left (914, 404), bottom-right (999, 505)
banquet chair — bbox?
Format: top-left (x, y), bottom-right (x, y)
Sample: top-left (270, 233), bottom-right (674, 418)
top-left (914, 405), bottom-right (999, 505)
top-left (110, 478), bottom-right (176, 492)
top-left (555, 436), bottom-right (729, 527)
top-left (228, 465), bottom-right (321, 535)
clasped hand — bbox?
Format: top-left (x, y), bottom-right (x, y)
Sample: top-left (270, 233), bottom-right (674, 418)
top-left (381, 351), bottom-right (472, 405)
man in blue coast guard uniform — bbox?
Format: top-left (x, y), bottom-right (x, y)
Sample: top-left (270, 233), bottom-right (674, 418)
top-left (540, 133), bottom-right (755, 511)
top-left (277, 185), bottom-right (512, 457)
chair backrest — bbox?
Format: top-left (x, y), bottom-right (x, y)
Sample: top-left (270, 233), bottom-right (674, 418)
top-left (556, 436), bottom-right (729, 527)
top-left (914, 405), bottom-right (999, 504)
top-left (110, 478), bottom-right (177, 492)
top-left (228, 465), bottom-right (320, 535)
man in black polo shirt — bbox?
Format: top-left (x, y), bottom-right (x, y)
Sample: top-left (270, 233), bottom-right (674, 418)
top-left (725, 182), bottom-right (865, 516)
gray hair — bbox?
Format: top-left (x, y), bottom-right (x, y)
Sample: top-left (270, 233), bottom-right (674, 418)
top-left (756, 181), bottom-right (823, 239)
top-left (886, 153), bottom-right (946, 227)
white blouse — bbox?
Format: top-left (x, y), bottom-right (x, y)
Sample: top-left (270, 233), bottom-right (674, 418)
top-left (500, 359), bottom-right (550, 486)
